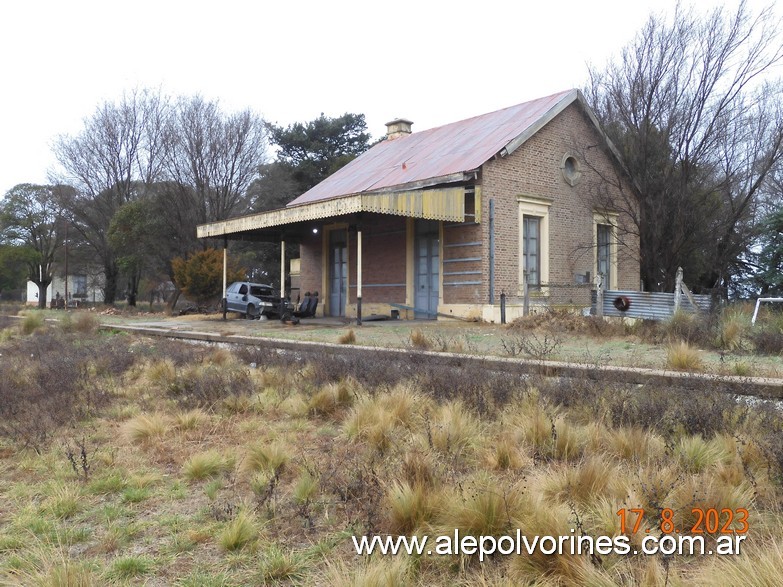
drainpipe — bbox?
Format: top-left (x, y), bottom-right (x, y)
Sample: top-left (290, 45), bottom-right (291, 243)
top-left (489, 198), bottom-right (495, 304)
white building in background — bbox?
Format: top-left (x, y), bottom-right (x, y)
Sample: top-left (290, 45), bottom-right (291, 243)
top-left (26, 273), bottom-right (104, 306)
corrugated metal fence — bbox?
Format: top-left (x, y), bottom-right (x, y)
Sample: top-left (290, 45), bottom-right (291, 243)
top-left (593, 290), bottom-right (712, 320)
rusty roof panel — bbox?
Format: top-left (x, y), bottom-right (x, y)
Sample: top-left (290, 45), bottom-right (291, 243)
top-left (289, 90), bottom-right (576, 207)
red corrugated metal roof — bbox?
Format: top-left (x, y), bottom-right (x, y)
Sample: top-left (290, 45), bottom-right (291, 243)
top-left (288, 89), bottom-right (577, 206)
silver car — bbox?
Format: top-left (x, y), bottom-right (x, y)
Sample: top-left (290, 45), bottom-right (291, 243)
top-left (224, 282), bottom-right (279, 319)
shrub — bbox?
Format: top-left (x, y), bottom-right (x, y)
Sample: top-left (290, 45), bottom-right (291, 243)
top-left (663, 310), bottom-right (713, 346)
top-left (167, 363), bottom-right (254, 408)
top-left (59, 312), bottom-right (98, 334)
top-left (171, 248), bottom-right (245, 308)
top-left (749, 328), bottom-right (783, 355)
top-left (0, 331), bottom-right (117, 451)
top-left (19, 311), bottom-right (44, 335)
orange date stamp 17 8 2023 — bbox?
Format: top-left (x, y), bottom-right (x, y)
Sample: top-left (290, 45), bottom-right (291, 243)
top-left (616, 508), bottom-right (749, 535)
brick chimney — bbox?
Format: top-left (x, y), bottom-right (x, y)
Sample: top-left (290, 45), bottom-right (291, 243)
top-left (385, 118), bottom-right (413, 140)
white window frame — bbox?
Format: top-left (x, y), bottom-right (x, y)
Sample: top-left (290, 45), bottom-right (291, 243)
top-left (593, 211), bottom-right (618, 290)
top-left (518, 196), bottom-right (551, 295)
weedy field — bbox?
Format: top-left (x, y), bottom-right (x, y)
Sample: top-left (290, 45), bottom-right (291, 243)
top-left (2, 309), bottom-right (783, 585)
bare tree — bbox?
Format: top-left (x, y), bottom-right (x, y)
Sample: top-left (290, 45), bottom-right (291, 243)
top-left (52, 89), bottom-right (170, 304)
top-left (165, 96), bottom-right (267, 223)
top-left (584, 1), bottom-right (783, 294)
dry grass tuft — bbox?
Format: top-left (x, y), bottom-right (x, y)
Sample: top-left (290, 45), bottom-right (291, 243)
top-left (144, 359), bottom-right (177, 388)
top-left (324, 555), bottom-right (413, 586)
top-left (540, 457), bottom-right (624, 506)
top-left (123, 413), bottom-right (168, 444)
top-left (677, 435), bottom-right (734, 473)
top-left (344, 384), bottom-right (424, 452)
top-left (338, 329), bottom-right (356, 345)
top-left (45, 483), bottom-right (83, 519)
top-left (258, 545), bottom-right (312, 584)
top-left (694, 538), bottom-right (783, 586)
top-left (182, 450), bottom-right (230, 481)
top-left (486, 434), bottom-right (529, 470)
top-left (308, 379), bottom-right (356, 417)
top-left (385, 480), bottom-right (438, 534)
top-left (401, 448), bottom-right (438, 488)
top-left (173, 408), bottom-right (207, 431)
top-left (427, 400), bottom-right (481, 455)
top-left (435, 473), bottom-right (525, 540)
top-left (666, 341), bottom-right (704, 371)
top-left (218, 509), bottom-right (258, 551)
top-left (242, 442), bottom-right (289, 476)
top-left (58, 312), bottom-right (99, 334)
top-left (606, 427), bottom-right (665, 462)
top-left (409, 328), bottom-right (432, 350)
top-left (510, 495), bottom-right (589, 582)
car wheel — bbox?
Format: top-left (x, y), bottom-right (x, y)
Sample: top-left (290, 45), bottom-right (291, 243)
top-left (246, 304), bottom-right (255, 319)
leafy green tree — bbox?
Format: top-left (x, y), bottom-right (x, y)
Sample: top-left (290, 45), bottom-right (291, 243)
top-left (171, 248), bottom-right (245, 308)
top-left (751, 207), bottom-right (783, 296)
top-left (0, 184), bottom-right (67, 308)
top-left (0, 244), bottom-right (35, 299)
top-left (108, 199), bottom-right (164, 306)
top-left (264, 112), bottom-right (371, 196)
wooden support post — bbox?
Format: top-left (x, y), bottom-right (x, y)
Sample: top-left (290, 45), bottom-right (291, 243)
top-left (222, 237), bottom-right (227, 320)
top-left (356, 229), bottom-right (362, 326)
top-left (279, 239), bottom-right (286, 320)
top-left (500, 291), bottom-right (506, 324)
top-left (674, 267), bottom-right (683, 313)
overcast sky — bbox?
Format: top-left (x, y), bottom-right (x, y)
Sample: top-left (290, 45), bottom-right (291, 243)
top-left (0, 0), bottom-right (772, 196)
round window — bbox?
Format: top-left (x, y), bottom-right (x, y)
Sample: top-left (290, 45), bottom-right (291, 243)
top-left (561, 154), bottom-right (581, 186)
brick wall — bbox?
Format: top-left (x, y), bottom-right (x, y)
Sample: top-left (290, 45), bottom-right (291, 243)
top-left (348, 215), bottom-right (407, 304)
top-left (298, 230), bottom-right (322, 303)
top-left (480, 102), bottom-right (640, 301)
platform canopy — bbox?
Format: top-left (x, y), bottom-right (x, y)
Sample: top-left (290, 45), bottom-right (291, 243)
top-left (196, 186), bottom-right (470, 242)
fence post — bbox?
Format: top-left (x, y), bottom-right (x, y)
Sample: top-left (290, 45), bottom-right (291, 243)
top-left (523, 272), bottom-right (529, 317)
top-left (500, 291), bottom-right (506, 324)
top-left (596, 273), bottom-right (604, 318)
top-left (674, 267), bottom-right (683, 313)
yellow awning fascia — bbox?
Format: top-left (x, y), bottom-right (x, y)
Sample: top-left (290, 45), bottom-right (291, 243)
top-left (197, 187), bottom-right (468, 239)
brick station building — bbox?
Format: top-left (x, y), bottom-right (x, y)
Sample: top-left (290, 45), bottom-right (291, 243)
top-left (198, 89), bottom-right (639, 321)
